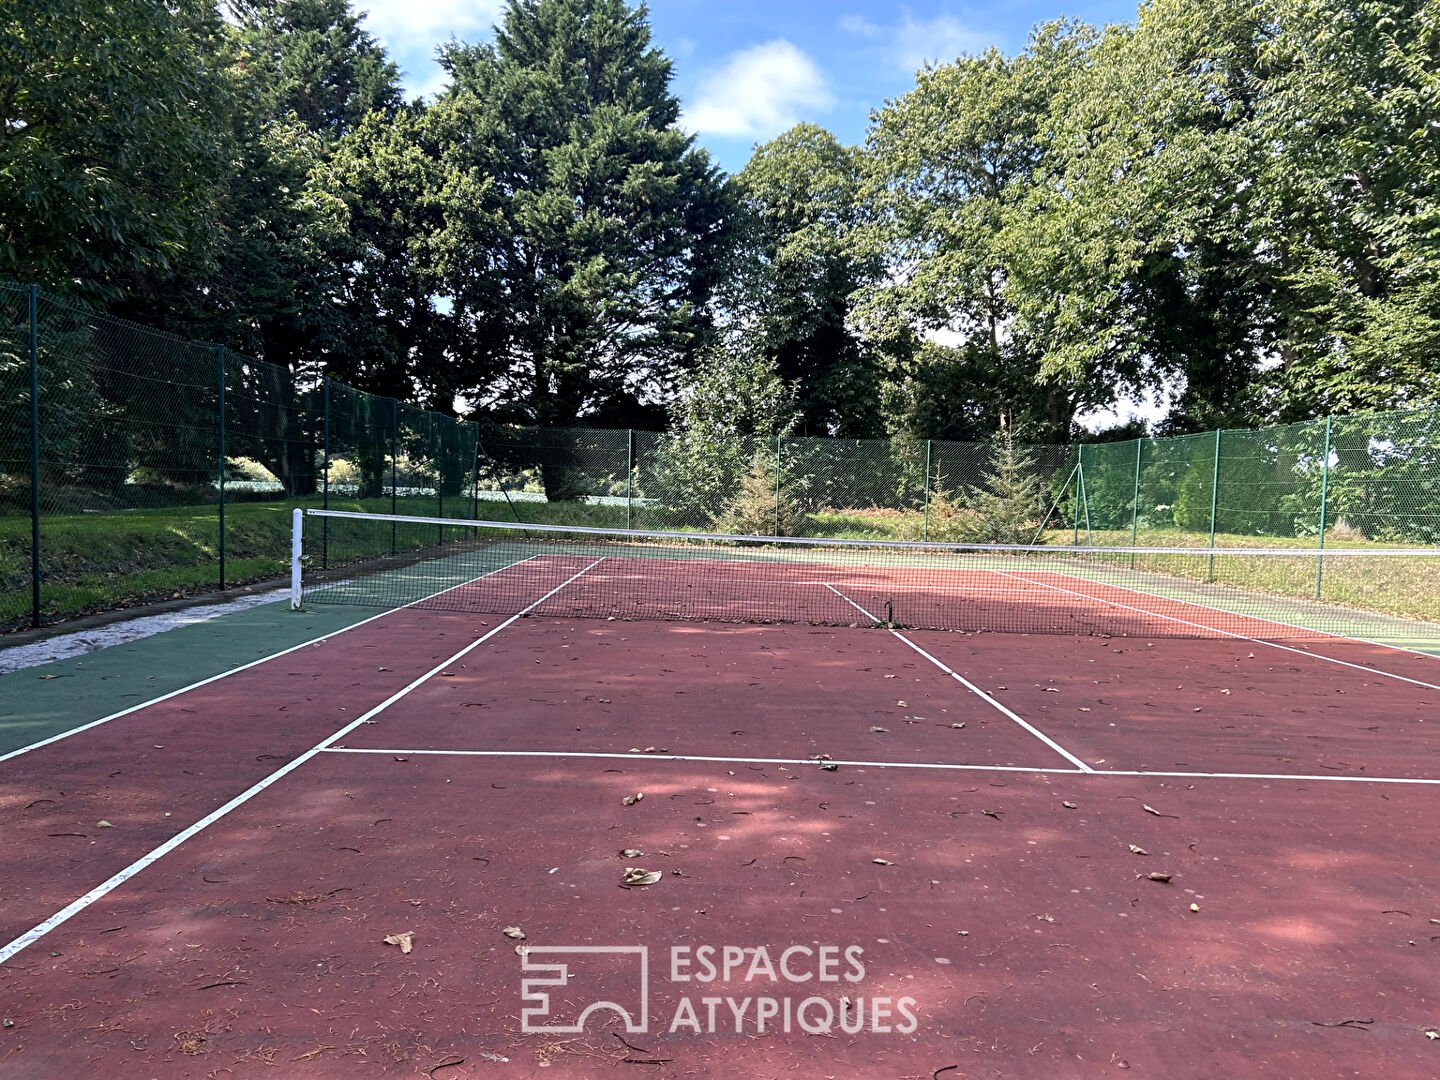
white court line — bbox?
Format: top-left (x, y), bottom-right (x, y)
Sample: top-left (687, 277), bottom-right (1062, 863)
top-left (318, 747), bottom-right (1440, 786)
top-left (823, 584), bottom-right (1094, 773)
top-left (0, 558), bottom-right (605, 966)
top-left (0, 555), bottom-right (546, 764)
top-left (321, 747), bottom-right (1074, 774)
top-left (992, 569), bottom-right (1440, 692)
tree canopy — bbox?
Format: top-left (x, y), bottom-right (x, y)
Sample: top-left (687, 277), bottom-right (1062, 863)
top-left (5, 0), bottom-right (1437, 443)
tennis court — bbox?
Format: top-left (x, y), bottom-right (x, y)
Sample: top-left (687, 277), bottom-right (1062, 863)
top-left (1, 513), bottom-right (1438, 1078)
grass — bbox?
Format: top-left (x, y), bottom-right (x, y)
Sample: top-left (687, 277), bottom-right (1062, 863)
top-left (3, 496), bottom-right (1438, 633)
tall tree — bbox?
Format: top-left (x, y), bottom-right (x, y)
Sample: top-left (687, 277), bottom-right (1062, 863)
top-left (729, 125), bottom-right (884, 437)
top-left (861, 22), bottom-right (1103, 443)
top-left (430, 0), bottom-right (733, 462)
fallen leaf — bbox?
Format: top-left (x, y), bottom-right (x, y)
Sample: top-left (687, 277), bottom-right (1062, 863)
top-left (869, 726), bottom-right (889, 733)
top-left (623, 867), bottom-right (662, 886)
top-left (896, 700), bottom-right (908, 707)
top-left (1190, 903), bottom-right (1200, 913)
top-left (1041, 687), bottom-right (1060, 693)
top-left (1142, 805), bottom-right (1162, 816)
top-left (1128, 845), bottom-right (1149, 856)
top-left (951, 723), bottom-right (965, 729)
top-left (622, 793), bottom-right (644, 806)
top-left (872, 858), bottom-right (894, 866)
top-left (818, 761), bottom-right (839, 771)
top-left (620, 848), bottom-right (644, 858)
top-left (383, 932), bottom-right (414, 954)
top-left (502, 927), bottom-right (525, 940)
top-left (1062, 801), bottom-right (1077, 809)
top-left (96, 820), bottom-right (114, 829)
top-left (1147, 872), bottom-right (1173, 883)
top-left (1425, 1029), bottom-right (1439, 1040)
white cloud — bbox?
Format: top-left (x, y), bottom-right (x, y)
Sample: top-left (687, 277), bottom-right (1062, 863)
top-left (840, 12), bottom-right (992, 73)
top-left (355, 0), bottom-right (504, 52)
top-left (681, 40), bottom-right (833, 140)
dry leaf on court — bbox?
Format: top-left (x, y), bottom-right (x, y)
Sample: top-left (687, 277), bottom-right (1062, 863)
top-left (1190, 903), bottom-right (1200, 913)
top-left (1147, 872), bottom-right (1173, 883)
top-left (515, 943), bottom-right (530, 957)
top-left (622, 793), bottom-right (644, 806)
top-left (869, 726), bottom-right (889, 733)
top-left (1062, 801), bottom-right (1077, 809)
top-left (818, 761), bottom-right (839, 771)
top-left (1041, 687), bottom-right (1060, 693)
top-left (383, 932), bottom-right (414, 954)
top-left (885, 674), bottom-right (898, 679)
top-left (96, 820), bottom-right (114, 828)
top-left (502, 927), bottom-right (525, 940)
top-left (872, 858), bottom-right (894, 866)
top-left (1142, 805), bottom-right (1161, 816)
top-left (1128, 845), bottom-right (1149, 856)
top-left (951, 722), bottom-right (965, 729)
top-left (620, 848), bottom-right (644, 858)
top-left (623, 867), bottom-right (662, 886)
top-left (896, 700), bottom-right (908, 707)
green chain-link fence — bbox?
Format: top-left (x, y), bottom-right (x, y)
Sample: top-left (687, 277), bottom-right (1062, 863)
top-left (3, 280), bottom-right (1440, 632)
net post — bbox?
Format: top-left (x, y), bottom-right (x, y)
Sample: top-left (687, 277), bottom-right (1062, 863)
top-left (1129, 438), bottom-right (1142, 568)
top-left (625, 428), bottom-right (634, 531)
top-left (774, 433), bottom-right (782, 537)
top-left (290, 508), bottom-right (304, 609)
top-left (390, 398), bottom-right (398, 554)
top-left (922, 439), bottom-right (931, 542)
top-left (1316, 415), bottom-right (1332, 598)
top-left (27, 284), bottom-right (40, 628)
top-left (1207, 427), bottom-right (1221, 581)
top-left (321, 377), bottom-right (330, 570)
top-left (217, 344), bottom-right (226, 591)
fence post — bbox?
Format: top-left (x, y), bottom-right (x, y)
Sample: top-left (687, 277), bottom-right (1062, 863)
top-left (217, 344), bottom-right (226, 591)
top-left (435, 418), bottom-right (444, 546)
top-left (1129, 438), bottom-right (1143, 567)
top-left (471, 421), bottom-right (481, 527)
top-left (774, 433), bottom-right (782, 536)
top-left (922, 440), bottom-right (932, 542)
top-left (1207, 428), bottom-right (1222, 581)
top-left (625, 428), bottom-right (634, 531)
top-left (390, 398), bottom-right (398, 554)
top-left (1316, 415), bottom-right (1332, 598)
top-left (1073, 444), bottom-right (1083, 544)
top-left (27, 285), bottom-right (40, 628)
top-left (321, 378), bottom-right (330, 570)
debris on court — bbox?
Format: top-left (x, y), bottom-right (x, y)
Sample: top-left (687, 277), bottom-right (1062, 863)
top-left (1128, 845), bottom-right (1149, 855)
top-left (619, 848), bottom-right (643, 858)
top-left (383, 932), bottom-right (415, 954)
top-left (96, 820), bottom-right (114, 828)
top-left (873, 858), bottom-right (894, 866)
top-left (1147, 872), bottom-right (1173, 883)
top-left (869, 726), bottom-right (888, 733)
top-left (1062, 801), bottom-right (1077, 808)
top-left (622, 867), bottom-right (661, 886)
top-left (1190, 903), bottom-right (1201, 913)
top-left (502, 926), bottom-right (525, 940)
top-left (622, 792), bottom-right (644, 806)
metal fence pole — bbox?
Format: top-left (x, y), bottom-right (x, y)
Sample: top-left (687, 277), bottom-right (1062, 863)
top-left (922, 440), bottom-right (932, 542)
top-left (217, 344), bottom-right (226, 591)
top-left (1316, 416), bottom-right (1332, 598)
top-left (1129, 438), bottom-right (1143, 567)
top-left (390, 398), bottom-right (398, 554)
top-left (625, 428), bottom-right (634, 531)
top-left (321, 377), bottom-right (330, 570)
top-left (27, 285), bottom-right (40, 628)
top-left (774, 433), bottom-right (782, 536)
top-left (471, 421), bottom-right (481, 532)
top-left (436, 418), bottom-right (444, 547)
top-left (1073, 444), bottom-right (1083, 544)
top-left (1207, 428), bottom-right (1222, 581)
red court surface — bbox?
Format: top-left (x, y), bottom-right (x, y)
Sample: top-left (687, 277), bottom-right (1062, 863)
top-left (0, 754), bottom-right (1436, 1078)
top-left (2, 559), bottom-right (1439, 1078)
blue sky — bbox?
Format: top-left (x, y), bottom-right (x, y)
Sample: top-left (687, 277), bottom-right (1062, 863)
top-left (355, 0), bottom-right (1142, 174)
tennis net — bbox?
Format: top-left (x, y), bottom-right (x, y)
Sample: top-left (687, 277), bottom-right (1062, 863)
top-left (291, 509), bottom-right (1440, 647)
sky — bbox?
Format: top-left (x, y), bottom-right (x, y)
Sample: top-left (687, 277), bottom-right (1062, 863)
top-left (354, 0), bottom-right (1142, 174)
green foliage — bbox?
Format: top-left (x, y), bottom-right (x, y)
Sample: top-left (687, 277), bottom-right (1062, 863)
top-left (729, 125), bottom-right (884, 437)
top-left (0, 0), bottom-right (232, 297)
top-left (715, 453), bottom-right (810, 537)
top-left (930, 432), bottom-right (1046, 544)
top-left (431, 0), bottom-right (732, 442)
top-left (653, 349), bottom-right (798, 523)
